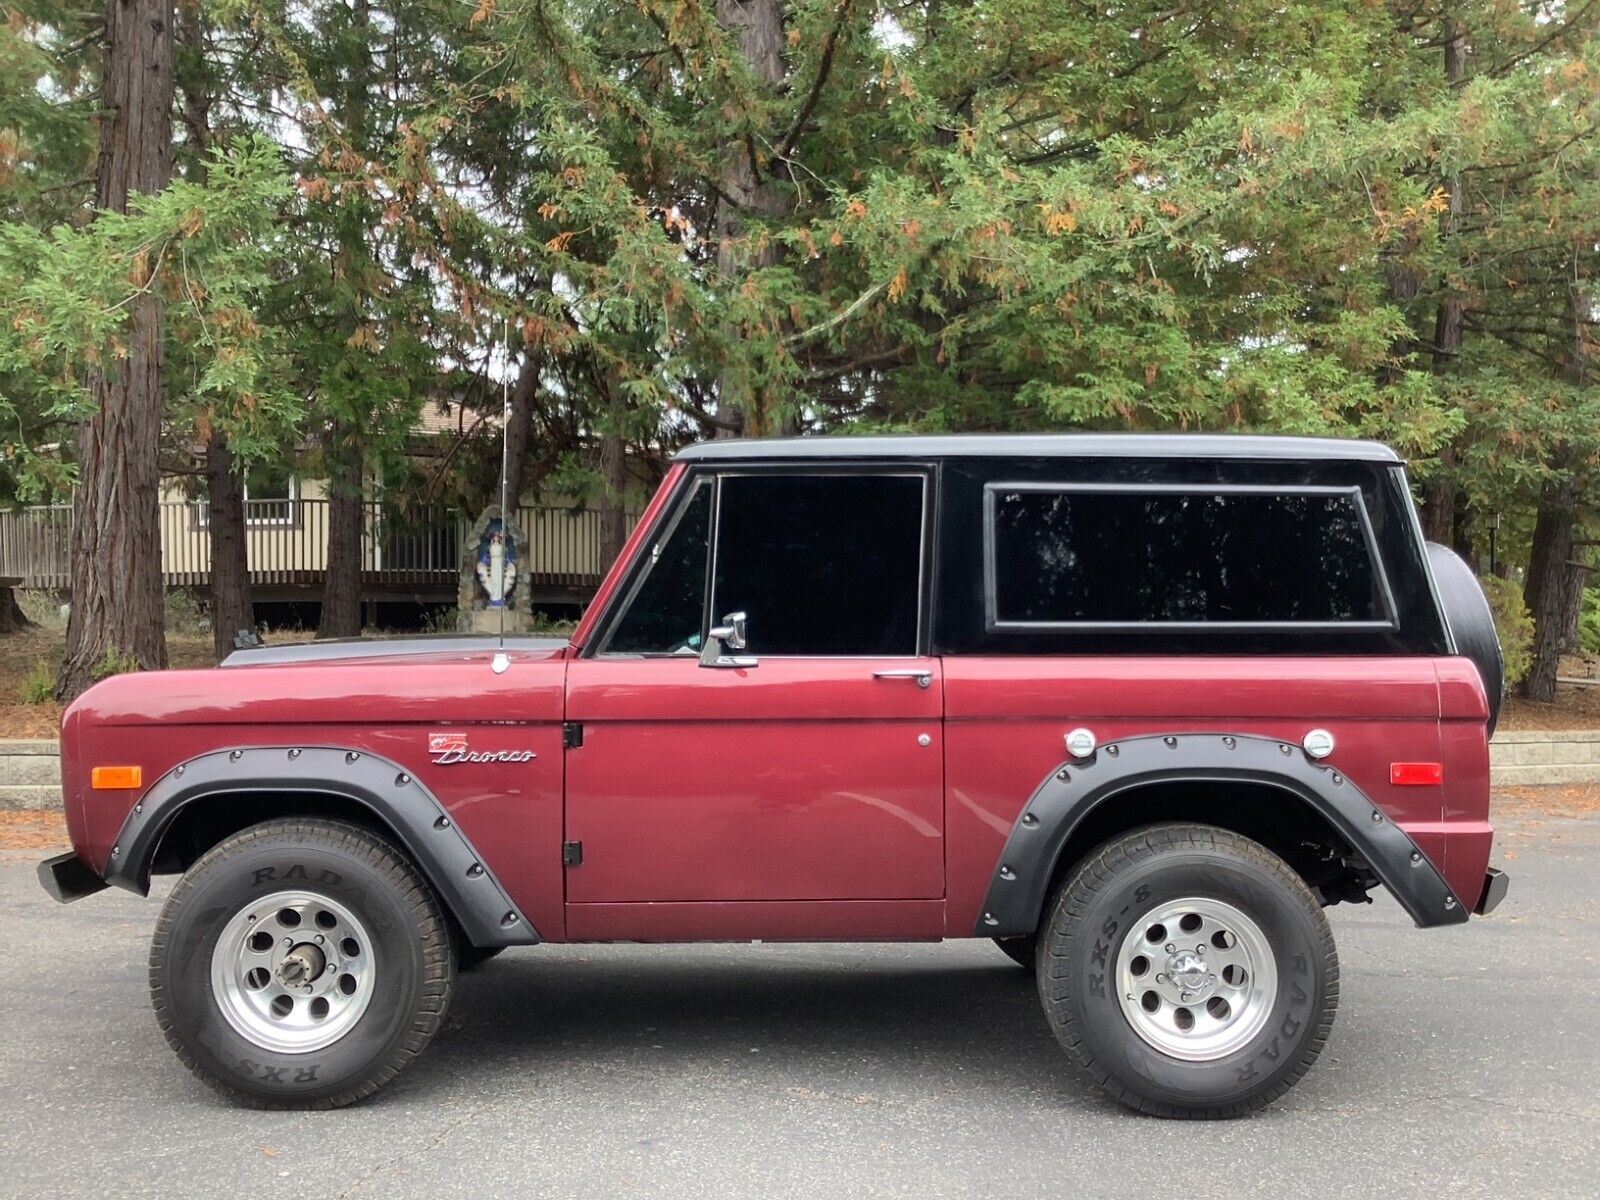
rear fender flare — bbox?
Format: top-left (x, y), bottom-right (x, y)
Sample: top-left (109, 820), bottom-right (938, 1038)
top-left (975, 732), bottom-right (1466, 938)
top-left (104, 745), bottom-right (539, 947)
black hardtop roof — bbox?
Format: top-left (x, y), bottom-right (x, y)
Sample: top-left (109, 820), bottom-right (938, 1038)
top-left (674, 433), bottom-right (1403, 465)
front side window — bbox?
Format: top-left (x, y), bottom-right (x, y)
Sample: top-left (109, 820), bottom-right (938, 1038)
top-left (712, 474), bottom-right (925, 656)
top-left (987, 484), bottom-right (1394, 628)
top-left (604, 482), bottom-right (711, 654)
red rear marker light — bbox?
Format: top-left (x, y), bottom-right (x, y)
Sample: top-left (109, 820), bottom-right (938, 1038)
top-left (1390, 762), bottom-right (1443, 786)
top-left (91, 765), bottom-right (143, 790)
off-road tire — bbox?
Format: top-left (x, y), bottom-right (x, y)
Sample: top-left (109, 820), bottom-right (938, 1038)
top-left (150, 817), bottom-right (455, 1108)
top-left (1038, 823), bottom-right (1338, 1118)
top-left (993, 935), bottom-right (1037, 969)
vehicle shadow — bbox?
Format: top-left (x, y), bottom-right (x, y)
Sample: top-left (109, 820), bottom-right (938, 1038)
top-left (409, 944), bottom-right (1098, 1106)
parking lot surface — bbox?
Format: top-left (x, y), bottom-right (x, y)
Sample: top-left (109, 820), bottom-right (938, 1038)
top-left (1, 804), bottom-right (1594, 1199)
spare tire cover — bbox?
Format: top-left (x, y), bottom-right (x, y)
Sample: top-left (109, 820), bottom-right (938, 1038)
top-left (1425, 543), bottom-right (1506, 734)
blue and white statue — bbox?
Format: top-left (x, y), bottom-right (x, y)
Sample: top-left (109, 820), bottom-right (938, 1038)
top-left (475, 525), bottom-right (518, 609)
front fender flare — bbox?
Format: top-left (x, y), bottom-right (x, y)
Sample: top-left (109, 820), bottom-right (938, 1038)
top-left (104, 745), bottom-right (539, 947)
top-left (975, 733), bottom-right (1466, 938)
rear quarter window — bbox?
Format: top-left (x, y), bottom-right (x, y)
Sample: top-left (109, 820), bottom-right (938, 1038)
top-left (933, 458), bottom-right (1450, 656)
top-left (985, 484), bottom-right (1396, 630)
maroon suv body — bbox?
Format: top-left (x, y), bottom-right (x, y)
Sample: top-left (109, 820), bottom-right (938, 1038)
top-left (40, 434), bottom-right (1508, 1116)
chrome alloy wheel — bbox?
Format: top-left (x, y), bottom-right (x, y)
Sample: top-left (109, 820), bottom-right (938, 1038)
top-left (1113, 896), bottom-right (1277, 1062)
top-left (209, 890), bottom-right (376, 1054)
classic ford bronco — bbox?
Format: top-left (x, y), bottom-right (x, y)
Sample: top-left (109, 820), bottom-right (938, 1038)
top-left (39, 434), bottom-right (1508, 1117)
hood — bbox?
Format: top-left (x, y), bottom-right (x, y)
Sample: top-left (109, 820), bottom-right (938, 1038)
top-left (221, 634), bottom-right (571, 668)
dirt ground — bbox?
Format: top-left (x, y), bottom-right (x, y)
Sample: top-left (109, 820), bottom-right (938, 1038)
top-left (1499, 679), bottom-right (1600, 729)
top-left (0, 626), bottom-right (221, 738)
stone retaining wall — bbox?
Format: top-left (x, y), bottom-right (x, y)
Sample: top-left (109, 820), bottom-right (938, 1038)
top-left (1, 731), bottom-right (1596, 810)
top-left (0, 739), bottom-right (61, 810)
top-left (1489, 730), bottom-right (1600, 787)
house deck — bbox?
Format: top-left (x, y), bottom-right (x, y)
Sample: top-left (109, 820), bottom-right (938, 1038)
top-left (0, 500), bottom-right (628, 607)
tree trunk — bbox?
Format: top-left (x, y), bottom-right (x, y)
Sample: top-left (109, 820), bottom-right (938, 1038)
top-left (1523, 281), bottom-right (1590, 701)
top-left (1421, 449), bottom-right (1455, 545)
top-left (496, 358), bottom-right (538, 513)
top-left (714, 0), bottom-right (792, 437)
top-left (205, 432), bottom-right (254, 659)
top-left (318, 433), bottom-right (364, 638)
top-left (1522, 474), bottom-right (1577, 701)
top-left (598, 434), bottom-right (628, 571)
top-left (56, 0), bottom-right (174, 700)
top-left (1421, 19), bottom-right (1467, 552)
top-left (0, 588), bottom-right (33, 634)
top-left (597, 369), bottom-right (629, 569)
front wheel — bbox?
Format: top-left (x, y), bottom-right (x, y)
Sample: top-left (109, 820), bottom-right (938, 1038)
top-left (1038, 823), bottom-right (1338, 1118)
top-left (150, 817), bottom-right (455, 1108)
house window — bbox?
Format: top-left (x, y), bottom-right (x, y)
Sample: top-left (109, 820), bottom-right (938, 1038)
top-left (984, 482), bottom-right (1396, 630)
top-left (193, 464), bottom-right (300, 527)
top-left (242, 464), bottom-right (299, 525)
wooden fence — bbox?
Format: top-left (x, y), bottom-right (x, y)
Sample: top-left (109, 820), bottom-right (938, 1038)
top-left (0, 500), bottom-right (630, 599)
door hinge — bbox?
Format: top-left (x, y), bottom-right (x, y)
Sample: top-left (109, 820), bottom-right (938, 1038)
top-left (562, 722), bottom-right (584, 749)
top-left (562, 840), bottom-right (584, 867)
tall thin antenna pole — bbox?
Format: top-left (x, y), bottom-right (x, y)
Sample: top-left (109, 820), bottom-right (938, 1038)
top-left (491, 319), bottom-right (512, 673)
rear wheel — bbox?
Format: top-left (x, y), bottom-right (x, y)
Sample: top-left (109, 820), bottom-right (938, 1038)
top-left (150, 817), bottom-right (455, 1108)
top-left (1038, 823), bottom-right (1338, 1118)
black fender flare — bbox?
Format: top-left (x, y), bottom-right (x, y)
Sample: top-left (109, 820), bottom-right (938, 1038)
top-left (975, 732), bottom-right (1467, 938)
top-left (103, 745), bottom-right (539, 947)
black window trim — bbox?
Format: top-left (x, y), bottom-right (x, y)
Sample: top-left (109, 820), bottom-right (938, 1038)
top-left (981, 480), bottom-right (1400, 634)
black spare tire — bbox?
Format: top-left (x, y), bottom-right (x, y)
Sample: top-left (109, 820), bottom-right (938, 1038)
top-left (1426, 543), bottom-right (1505, 733)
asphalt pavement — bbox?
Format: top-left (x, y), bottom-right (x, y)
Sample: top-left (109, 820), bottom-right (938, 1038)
top-left (0, 806), bottom-right (1594, 1199)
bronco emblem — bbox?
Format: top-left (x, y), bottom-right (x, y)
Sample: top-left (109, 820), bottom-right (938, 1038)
top-left (427, 732), bottom-right (536, 765)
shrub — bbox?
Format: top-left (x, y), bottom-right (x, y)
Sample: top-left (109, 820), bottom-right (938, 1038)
top-left (91, 645), bottom-right (144, 681)
top-left (1580, 588), bottom-right (1600, 657)
top-left (20, 660), bottom-right (55, 704)
top-left (163, 587), bottom-right (209, 634)
top-left (1480, 575), bottom-right (1533, 686)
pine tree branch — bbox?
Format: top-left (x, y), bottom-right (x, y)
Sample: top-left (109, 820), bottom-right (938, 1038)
top-left (784, 278), bottom-right (890, 349)
top-left (777, 0), bottom-right (854, 160)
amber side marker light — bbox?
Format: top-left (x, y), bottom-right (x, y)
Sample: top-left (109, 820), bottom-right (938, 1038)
top-left (91, 765), bottom-right (143, 790)
top-left (1390, 762), bottom-right (1443, 786)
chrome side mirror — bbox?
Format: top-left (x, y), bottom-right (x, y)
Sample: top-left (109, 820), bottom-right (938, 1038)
top-left (700, 611), bottom-right (757, 668)
top-left (711, 611), bottom-right (747, 651)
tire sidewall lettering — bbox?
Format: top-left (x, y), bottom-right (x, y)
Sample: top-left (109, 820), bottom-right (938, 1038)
top-left (161, 840), bottom-right (424, 1101)
top-left (1046, 839), bottom-right (1332, 1110)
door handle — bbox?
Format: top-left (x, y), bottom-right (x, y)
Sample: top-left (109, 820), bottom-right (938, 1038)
top-left (873, 669), bottom-right (932, 689)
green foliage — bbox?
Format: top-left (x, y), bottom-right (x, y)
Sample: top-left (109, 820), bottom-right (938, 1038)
top-left (421, 605), bottom-right (462, 635)
top-left (164, 588), bottom-right (209, 636)
top-left (1580, 589), bottom-right (1600, 658)
top-left (19, 660), bottom-right (54, 704)
top-left (0, 137), bottom-right (296, 499)
top-left (1480, 575), bottom-right (1534, 687)
top-left (91, 645), bottom-right (144, 682)
top-left (1, 0), bottom-right (1598, 675)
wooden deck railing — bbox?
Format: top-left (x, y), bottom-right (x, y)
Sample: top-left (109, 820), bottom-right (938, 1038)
top-left (0, 500), bottom-right (630, 594)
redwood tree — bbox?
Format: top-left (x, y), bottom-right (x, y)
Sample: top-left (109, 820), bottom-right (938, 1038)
top-left (56, 0), bottom-right (175, 699)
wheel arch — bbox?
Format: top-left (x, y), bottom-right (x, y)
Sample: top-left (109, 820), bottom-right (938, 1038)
top-left (976, 733), bottom-right (1467, 940)
top-left (105, 745), bottom-right (539, 948)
